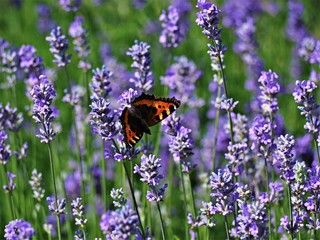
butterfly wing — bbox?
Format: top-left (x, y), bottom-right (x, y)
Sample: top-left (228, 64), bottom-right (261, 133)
top-left (132, 93), bottom-right (181, 126)
top-left (120, 93), bottom-right (181, 148)
top-left (120, 107), bottom-right (151, 148)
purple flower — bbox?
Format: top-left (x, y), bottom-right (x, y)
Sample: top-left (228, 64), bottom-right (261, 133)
top-left (90, 65), bottom-right (112, 100)
top-left (126, 40), bottom-right (153, 91)
top-left (273, 134), bottom-right (296, 184)
top-left (4, 219), bottom-right (36, 240)
top-left (37, 4), bottom-right (56, 34)
top-left (47, 196), bottom-right (67, 215)
top-left (293, 80), bottom-right (319, 135)
top-left (3, 171), bottom-right (16, 192)
top-left (298, 36), bottom-right (320, 65)
top-left (293, 80), bottom-right (317, 105)
top-left (110, 188), bottom-right (127, 208)
top-left (30, 74), bottom-right (58, 143)
top-left (29, 169), bottom-right (45, 201)
top-left (71, 198), bottom-right (87, 228)
top-left (163, 113), bottom-right (195, 173)
top-left (160, 56), bottom-right (202, 106)
top-left (100, 204), bottom-right (139, 239)
top-left (224, 142), bottom-right (247, 175)
top-left (295, 134), bottom-right (314, 167)
top-left (286, 1), bottom-right (308, 43)
top-left (89, 98), bottom-right (119, 141)
top-left (46, 26), bottom-right (71, 68)
top-left (63, 84), bottom-right (85, 106)
top-left (249, 115), bottom-right (273, 157)
top-left (0, 103), bottom-right (23, 132)
top-left (134, 154), bottom-right (168, 202)
top-left (1, 49), bottom-right (17, 88)
top-left (0, 130), bottom-right (11, 164)
top-left (305, 166), bottom-right (320, 214)
top-left (18, 45), bottom-right (45, 98)
top-left (132, 0), bottom-right (146, 9)
top-left (59, 0), bottom-right (82, 12)
top-left (159, 6), bottom-right (184, 48)
top-left (280, 211), bottom-right (304, 234)
top-left (209, 167), bottom-right (238, 216)
top-left (257, 70), bottom-right (280, 116)
top-left (69, 16), bottom-right (91, 70)
top-left (112, 135), bottom-right (141, 161)
top-left (65, 169), bottom-right (81, 199)
top-left (235, 201), bottom-right (268, 238)
top-left (118, 88), bottom-right (139, 110)
top-left (196, 0), bottom-right (226, 57)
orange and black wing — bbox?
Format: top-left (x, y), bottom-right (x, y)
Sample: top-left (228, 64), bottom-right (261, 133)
top-left (132, 92), bottom-right (181, 126)
top-left (120, 107), bottom-right (145, 148)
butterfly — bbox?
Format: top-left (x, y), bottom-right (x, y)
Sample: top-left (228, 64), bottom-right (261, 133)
top-left (120, 92), bottom-right (181, 147)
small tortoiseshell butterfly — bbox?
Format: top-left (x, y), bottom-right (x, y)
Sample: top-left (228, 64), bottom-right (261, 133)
top-left (120, 92), bottom-right (181, 147)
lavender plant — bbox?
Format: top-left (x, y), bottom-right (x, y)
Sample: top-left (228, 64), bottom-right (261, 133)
top-left (2, 0), bottom-right (320, 239)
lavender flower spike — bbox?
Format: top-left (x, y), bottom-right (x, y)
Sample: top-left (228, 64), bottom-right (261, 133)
top-left (4, 219), bottom-right (36, 239)
top-left (30, 74), bottom-right (58, 143)
top-left (159, 6), bottom-right (184, 48)
top-left (69, 16), bottom-right (91, 70)
top-left (126, 40), bottom-right (153, 91)
top-left (196, 0), bottom-right (226, 57)
top-left (100, 204), bottom-right (139, 239)
top-left (134, 154), bottom-right (168, 202)
top-left (59, 0), bottom-right (82, 12)
top-left (46, 26), bottom-right (71, 68)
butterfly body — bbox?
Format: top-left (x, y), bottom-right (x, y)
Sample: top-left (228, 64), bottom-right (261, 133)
top-left (120, 92), bottom-right (181, 147)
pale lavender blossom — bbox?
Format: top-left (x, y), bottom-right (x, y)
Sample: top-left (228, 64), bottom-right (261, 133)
top-left (4, 219), bottom-right (36, 240)
top-left (100, 204), bottom-right (139, 239)
top-left (47, 196), bottom-right (67, 215)
top-left (37, 4), bottom-right (56, 34)
top-left (163, 113), bottom-right (195, 173)
top-left (160, 56), bottom-right (203, 106)
top-left (0, 130), bottom-right (11, 164)
top-left (29, 169), bottom-right (45, 201)
top-left (3, 171), bottom-right (16, 192)
top-left (159, 6), bottom-right (184, 48)
top-left (69, 16), bottom-right (91, 70)
top-left (59, 0), bottom-right (82, 12)
top-left (71, 197), bottom-right (87, 228)
top-left (299, 36), bottom-right (320, 65)
top-left (89, 98), bottom-right (119, 141)
top-left (0, 103), bottom-right (23, 132)
top-left (235, 201), bottom-right (268, 238)
top-left (90, 65), bottom-right (112, 100)
top-left (293, 80), bottom-right (319, 136)
top-left (110, 188), bottom-right (126, 208)
top-left (30, 74), bottom-right (58, 143)
top-left (46, 26), bottom-right (71, 68)
top-left (257, 70), bottom-right (280, 116)
top-left (134, 154), bottom-right (168, 202)
top-left (126, 41), bottom-right (153, 91)
top-left (273, 134), bottom-right (296, 184)
top-left (196, 0), bottom-right (227, 57)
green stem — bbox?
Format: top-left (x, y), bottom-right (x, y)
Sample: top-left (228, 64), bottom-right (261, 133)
top-left (188, 174), bottom-right (200, 239)
top-left (101, 140), bottom-right (107, 212)
top-left (48, 143), bottom-right (62, 240)
top-left (287, 185), bottom-right (294, 240)
top-left (72, 107), bottom-right (86, 201)
top-left (122, 161), bottom-right (145, 237)
top-left (224, 216), bottom-right (230, 240)
top-left (179, 165), bottom-right (189, 240)
top-left (212, 84), bottom-right (222, 172)
top-left (3, 164), bottom-right (15, 219)
top-left (156, 201), bottom-right (166, 240)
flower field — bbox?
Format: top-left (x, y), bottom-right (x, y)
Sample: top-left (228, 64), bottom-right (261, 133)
top-left (1, 0), bottom-right (320, 239)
